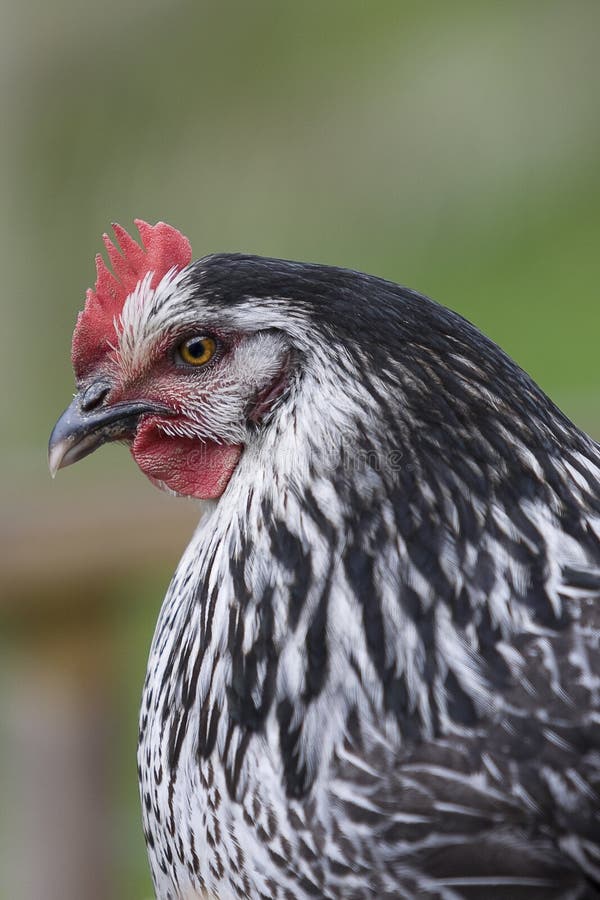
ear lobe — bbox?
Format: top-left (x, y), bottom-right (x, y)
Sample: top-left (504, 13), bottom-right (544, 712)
top-left (247, 354), bottom-right (292, 424)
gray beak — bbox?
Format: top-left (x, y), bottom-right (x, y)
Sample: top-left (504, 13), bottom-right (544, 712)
top-left (48, 385), bottom-right (170, 477)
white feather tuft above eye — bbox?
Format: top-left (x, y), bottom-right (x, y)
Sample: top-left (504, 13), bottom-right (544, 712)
top-left (114, 268), bottom-right (192, 377)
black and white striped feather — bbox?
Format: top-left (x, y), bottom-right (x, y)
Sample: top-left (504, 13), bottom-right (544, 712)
top-left (136, 256), bottom-right (600, 899)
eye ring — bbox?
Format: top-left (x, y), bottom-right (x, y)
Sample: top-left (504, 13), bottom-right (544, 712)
top-left (177, 335), bottom-right (218, 367)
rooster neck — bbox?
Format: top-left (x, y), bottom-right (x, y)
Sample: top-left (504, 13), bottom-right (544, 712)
top-left (142, 406), bottom-right (600, 808)
top-left (137, 352), bottom-right (600, 898)
top-left (141, 342), bottom-right (600, 802)
top-left (144, 438), bottom-right (358, 792)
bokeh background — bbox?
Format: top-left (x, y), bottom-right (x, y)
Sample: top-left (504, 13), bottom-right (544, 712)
top-left (1, 1), bottom-right (599, 897)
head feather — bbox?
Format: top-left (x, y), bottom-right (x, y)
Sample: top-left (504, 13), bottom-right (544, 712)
top-left (71, 219), bottom-right (192, 378)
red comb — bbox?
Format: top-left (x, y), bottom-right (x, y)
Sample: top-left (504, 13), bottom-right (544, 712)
top-left (72, 219), bottom-right (192, 378)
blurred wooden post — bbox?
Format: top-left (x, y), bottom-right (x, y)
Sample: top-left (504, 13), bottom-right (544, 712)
top-left (3, 597), bottom-right (113, 900)
top-left (0, 476), bottom-right (199, 900)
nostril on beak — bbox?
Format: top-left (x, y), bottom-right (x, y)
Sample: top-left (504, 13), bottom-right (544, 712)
top-left (80, 380), bottom-right (111, 413)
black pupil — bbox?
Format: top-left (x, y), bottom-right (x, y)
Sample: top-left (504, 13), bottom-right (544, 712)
top-left (187, 338), bottom-right (207, 359)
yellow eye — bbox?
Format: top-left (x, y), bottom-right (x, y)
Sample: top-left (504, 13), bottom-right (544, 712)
top-left (178, 335), bottom-right (217, 367)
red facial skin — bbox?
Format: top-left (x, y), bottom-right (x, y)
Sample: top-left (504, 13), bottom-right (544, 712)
top-left (132, 421), bottom-right (243, 499)
top-left (98, 335), bottom-right (288, 500)
top-left (103, 358), bottom-right (244, 501)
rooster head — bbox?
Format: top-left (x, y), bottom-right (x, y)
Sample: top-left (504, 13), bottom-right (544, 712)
top-left (48, 220), bottom-right (293, 499)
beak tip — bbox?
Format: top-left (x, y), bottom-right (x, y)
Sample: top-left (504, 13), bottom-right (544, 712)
top-left (48, 441), bottom-right (65, 478)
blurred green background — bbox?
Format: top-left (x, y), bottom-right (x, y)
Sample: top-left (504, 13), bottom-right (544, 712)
top-left (1, 1), bottom-right (599, 898)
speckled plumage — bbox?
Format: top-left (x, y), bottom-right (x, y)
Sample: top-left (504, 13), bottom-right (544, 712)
top-left (127, 255), bottom-right (600, 899)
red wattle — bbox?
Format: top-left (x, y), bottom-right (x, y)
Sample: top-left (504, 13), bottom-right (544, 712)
top-left (132, 426), bottom-right (243, 499)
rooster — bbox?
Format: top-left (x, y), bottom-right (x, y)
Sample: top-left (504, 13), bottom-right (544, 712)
top-left (49, 220), bottom-right (600, 900)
